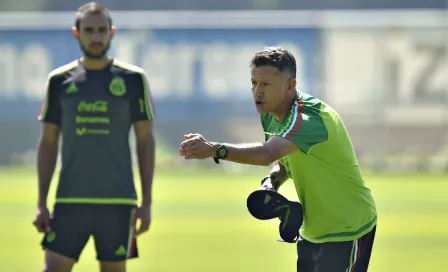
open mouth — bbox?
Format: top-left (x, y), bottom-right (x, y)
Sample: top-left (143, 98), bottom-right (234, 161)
top-left (255, 101), bottom-right (264, 105)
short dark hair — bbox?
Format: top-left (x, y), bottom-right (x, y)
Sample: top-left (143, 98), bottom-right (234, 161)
top-left (74, 2), bottom-right (112, 30)
top-left (250, 47), bottom-right (296, 79)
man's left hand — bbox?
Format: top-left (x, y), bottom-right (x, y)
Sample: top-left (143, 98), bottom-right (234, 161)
top-left (132, 205), bottom-right (151, 236)
top-left (259, 178), bottom-right (278, 192)
top-left (179, 133), bottom-right (217, 159)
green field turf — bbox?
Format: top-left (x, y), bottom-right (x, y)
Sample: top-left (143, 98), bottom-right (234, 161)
top-left (0, 167), bottom-right (447, 272)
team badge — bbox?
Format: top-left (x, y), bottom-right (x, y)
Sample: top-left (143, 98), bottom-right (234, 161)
top-left (109, 77), bottom-right (126, 96)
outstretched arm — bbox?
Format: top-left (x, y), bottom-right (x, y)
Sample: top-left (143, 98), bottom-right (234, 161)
top-left (179, 133), bottom-right (299, 166)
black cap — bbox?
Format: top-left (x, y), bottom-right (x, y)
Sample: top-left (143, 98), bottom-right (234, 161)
top-left (246, 190), bottom-right (304, 243)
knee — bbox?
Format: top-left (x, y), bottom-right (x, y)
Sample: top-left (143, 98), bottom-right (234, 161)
top-left (43, 249), bottom-right (75, 272)
top-left (42, 265), bottom-right (69, 272)
top-left (100, 261), bottom-right (126, 272)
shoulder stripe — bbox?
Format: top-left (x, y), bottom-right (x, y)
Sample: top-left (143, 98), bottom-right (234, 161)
top-left (37, 61), bottom-right (79, 122)
top-left (139, 72), bottom-right (157, 120)
top-left (281, 98), bottom-right (304, 139)
top-left (113, 59), bottom-right (157, 120)
top-left (36, 76), bottom-right (53, 121)
top-left (112, 59), bottom-right (144, 73)
top-left (280, 102), bottom-right (298, 137)
top-left (48, 60), bottom-right (79, 78)
top-left (277, 110), bottom-right (293, 137)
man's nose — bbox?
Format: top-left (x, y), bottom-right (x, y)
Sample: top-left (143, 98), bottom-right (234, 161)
top-left (253, 85), bottom-right (263, 96)
top-left (91, 33), bottom-right (103, 41)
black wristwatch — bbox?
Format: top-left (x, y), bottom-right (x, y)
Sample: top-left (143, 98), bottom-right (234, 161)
top-left (213, 144), bottom-right (228, 164)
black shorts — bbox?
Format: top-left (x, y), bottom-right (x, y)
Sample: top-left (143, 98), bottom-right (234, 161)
top-left (41, 203), bottom-right (138, 262)
top-left (297, 225), bottom-right (376, 272)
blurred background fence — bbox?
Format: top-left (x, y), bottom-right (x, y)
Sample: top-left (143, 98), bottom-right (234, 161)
top-left (0, 1), bottom-right (447, 173)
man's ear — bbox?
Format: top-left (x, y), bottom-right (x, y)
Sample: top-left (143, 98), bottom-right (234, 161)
top-left (288, 78), bottom-right (297, 92)
top-left (72, 27), bottom-right (79, 40)
top-left (110, 26), bottom-right (116, 37)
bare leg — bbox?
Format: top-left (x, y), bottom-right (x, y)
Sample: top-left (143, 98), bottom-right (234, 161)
top-left (99, 261), bottom-right (127, 272)
top-left (42, 249), bottom-right (76, 272)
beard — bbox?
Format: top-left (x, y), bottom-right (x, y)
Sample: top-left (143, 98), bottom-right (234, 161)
top-left (79, 41), bottom-right (110, 59)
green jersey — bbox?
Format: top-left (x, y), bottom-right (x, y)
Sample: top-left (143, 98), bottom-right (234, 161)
top-left (261, 91), bottom-right (377, 243)
top-left (37, 59), bottom-right (156, 205)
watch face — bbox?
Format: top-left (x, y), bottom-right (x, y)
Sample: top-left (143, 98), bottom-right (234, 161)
top-left (218, 148), bottom-right (227, 157)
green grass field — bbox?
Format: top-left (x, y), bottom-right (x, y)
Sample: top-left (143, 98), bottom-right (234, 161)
top-left (0, 167), bottom-right (447, 272)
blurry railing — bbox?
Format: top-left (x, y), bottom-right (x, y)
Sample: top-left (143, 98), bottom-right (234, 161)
top-left (0, 10), bottom-right (446, 173)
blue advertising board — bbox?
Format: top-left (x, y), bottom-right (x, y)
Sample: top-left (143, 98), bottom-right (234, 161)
top-left (0, 28), bottom-right (320, 123)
